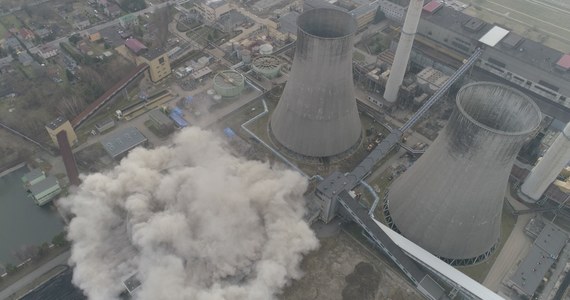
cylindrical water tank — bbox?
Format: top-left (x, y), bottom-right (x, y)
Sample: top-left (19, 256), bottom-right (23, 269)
top-left (259, 43), bottom-right (273, 55)
top-left (241, 49), bottom-right (252, 64)
top-left (213, 70), bottom-right (245, 97)
top-left (270, 8), bottom-right (361, 157)
top-left (384, 82), bottom-right (541, 265)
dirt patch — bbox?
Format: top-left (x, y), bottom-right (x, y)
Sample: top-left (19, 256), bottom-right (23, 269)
top-left (280, 230), bottom-right (422, 300)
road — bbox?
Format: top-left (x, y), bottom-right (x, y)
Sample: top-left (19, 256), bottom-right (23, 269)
top-left (0, 251), bottom-right (71, 300)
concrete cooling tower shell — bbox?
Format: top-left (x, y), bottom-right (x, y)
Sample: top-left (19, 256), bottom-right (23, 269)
top-left (384, 82), bottom-right (541, 265)
top-left (270, 8), bottom-right (362, 157)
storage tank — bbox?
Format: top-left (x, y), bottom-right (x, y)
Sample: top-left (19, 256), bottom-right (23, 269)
top-left (241, 49), bottom-right (252, 64)
top-left (251, 55), bottom-right (281, 78)
top-left (213, 70), bottom-right (245, 98)
top-left (384, 82), bottom-right (541, 265)
top-left (270, 8), bottom-right (361, 158)
top-left (259, 43), bottom-right (273, 55)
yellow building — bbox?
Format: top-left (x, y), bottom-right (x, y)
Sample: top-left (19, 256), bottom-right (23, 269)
top-left (195, 0), bottom-right (231, 23)
top-left (46, 116), bottom-right (78, 148)
top-left (137, 50), bottom-right (171, 83)
top-left (120, 38), bottom-right (171, 83)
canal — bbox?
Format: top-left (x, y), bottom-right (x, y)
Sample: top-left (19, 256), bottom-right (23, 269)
top-left (0, 166), bottom-right (65, 266)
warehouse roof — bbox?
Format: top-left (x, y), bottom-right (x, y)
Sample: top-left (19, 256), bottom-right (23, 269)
top-left (422, 0), bottom-right (442, 14)
top-left (100, 127), bottom-right (147, 158)
top-left (125, 38), bottom-right (147, 55)
top-left (46, 116), bottom-right (68, 130)
top-left (29, 176), bottom-right (59, 196)
top-left (421, 6), bottom-right (492, 40)
top-left (479, 26), bottom-right (509, 47)
top-left (22, 169), bottom-right (45, 184)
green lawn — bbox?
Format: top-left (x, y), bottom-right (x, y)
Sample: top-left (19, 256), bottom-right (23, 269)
top-left (0, 14), bottom-right (23, 28)
top-left (0, 22), bottom-right (8, 38)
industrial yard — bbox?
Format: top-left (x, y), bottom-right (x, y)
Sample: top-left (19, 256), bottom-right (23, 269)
top-left (1, 0), bottom-right (570, 299)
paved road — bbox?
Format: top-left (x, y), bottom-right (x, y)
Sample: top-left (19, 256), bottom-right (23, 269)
top-left (0, 251), bottom-right (71, 300)
top-left (483, 190), bottom-right (532, 291)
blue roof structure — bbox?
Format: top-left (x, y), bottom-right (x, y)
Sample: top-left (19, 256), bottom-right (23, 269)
top-left (223, 128), bottom-right (236, 139)
top-left (169, 112), bottom-right (188, 128)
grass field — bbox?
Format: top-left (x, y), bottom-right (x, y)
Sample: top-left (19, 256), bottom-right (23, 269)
top-left (0, 14), bottom-right (22, 29)
top-left (0, 22), bottom-right (8, 38)
top-left (463, 0), bottom-right (570, 52)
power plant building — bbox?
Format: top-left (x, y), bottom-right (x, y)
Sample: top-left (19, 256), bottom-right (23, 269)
top-left (521, 122), bottom-right (570, 201)
top-left (384, 83), bottom-right (541, 265)
top-left (46, 116), bottom-right (78, 148)
top-left (270, 8), bottom-right (362, 158)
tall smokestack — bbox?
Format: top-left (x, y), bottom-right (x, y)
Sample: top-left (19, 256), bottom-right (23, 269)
top-left (384, 83), bottom-right (541, 265)
top-left (383, 0), bottom-right (423, 103)
top-left (521, 123), bottom-right (570, 201)
top-left (57, 130), bottom-right (81, 186)
top-left (270, 8), bottom-right (361, 158)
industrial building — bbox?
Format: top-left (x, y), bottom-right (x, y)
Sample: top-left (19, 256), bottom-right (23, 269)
top-left (45, 116), bottom-right (78, 148)
top-left (521, 122), bottom-right (570, 202)
top-left (29, 176), bottom-right (62, 206)
top-left (119, 38), bottom-right (172, 83)
top-left (384, 83), bottom-right (542, 265)
top-left (100, 127), bottom-right (148, 159)
top-left (194, 0), bottom-right (231, 23)
top-left (95, 118), bottom-right (116, 134)
top-left (508, 222), bottom-right (568, 298)
top-left (213, 70), bottom-right (245, 97)
top-left (148, 109), bottom-right (174, 132)
top-left (271, 8), bottom-right (362, 158)
top-left (414, 3), bottom-right (570, 106)
top-left (21, 169), bottom-right (46, 186)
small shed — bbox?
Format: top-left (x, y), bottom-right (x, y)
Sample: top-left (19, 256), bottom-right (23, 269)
top-left (149, 109), bottom-right (174, 130)
top-left (95, 118), bottom-right (116, 133)
top-left (22, 169), bottom-right (46, 186)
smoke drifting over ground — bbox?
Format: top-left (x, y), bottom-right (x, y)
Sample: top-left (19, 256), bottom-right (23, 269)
top-left (60, 128), bottom-right (319, 300)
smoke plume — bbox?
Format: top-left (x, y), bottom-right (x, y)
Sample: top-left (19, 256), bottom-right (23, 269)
top-left (59, 127), bottom-right (319, 300)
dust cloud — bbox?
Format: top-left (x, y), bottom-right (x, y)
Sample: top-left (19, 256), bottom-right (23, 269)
top-left (59, 127), bottom-right (319, 300)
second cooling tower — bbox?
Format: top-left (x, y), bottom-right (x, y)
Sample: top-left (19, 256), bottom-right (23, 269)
top-left (270, 8), bottom-right (361, 157)
top-left (384, 82), bottom-right (541, 265)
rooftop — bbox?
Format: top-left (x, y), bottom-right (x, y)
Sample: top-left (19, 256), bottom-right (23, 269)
top-left (479, 26), bottom-right (510, 47)
top-left (46, 116), bottom-right (68, 130)
top-left (206, 0), bottom-right (228, 9)
top-left (421, 5), bottom-right (492, 41)
top-left (29, 176), bottom-right (59, 196)
top-left (22, 169), bottom-right (45, 183)
top-left (510, 246), bottom-right (555, 297)
top-left (534, 222), bottom-right (568, 257)
top-left (100, 127), bottom-right (147, 158)
top-left (557, 54), bottom-right (570, 70)
top-left (125, 38), bottom-right (147, 55)
top-left (141, 47), bottom-right (167, 61)
top-left (422, 0), bottom-right (442, 14)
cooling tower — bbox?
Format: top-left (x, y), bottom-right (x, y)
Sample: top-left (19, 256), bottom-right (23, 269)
top-left (270, 8), bottom-right (361, 157)
top-left (383, 0), bottom-right (423, 103)
top-left (521, 123), bottom-right (570, 201)
top-left (384, 82), bottom-right (541, 265)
